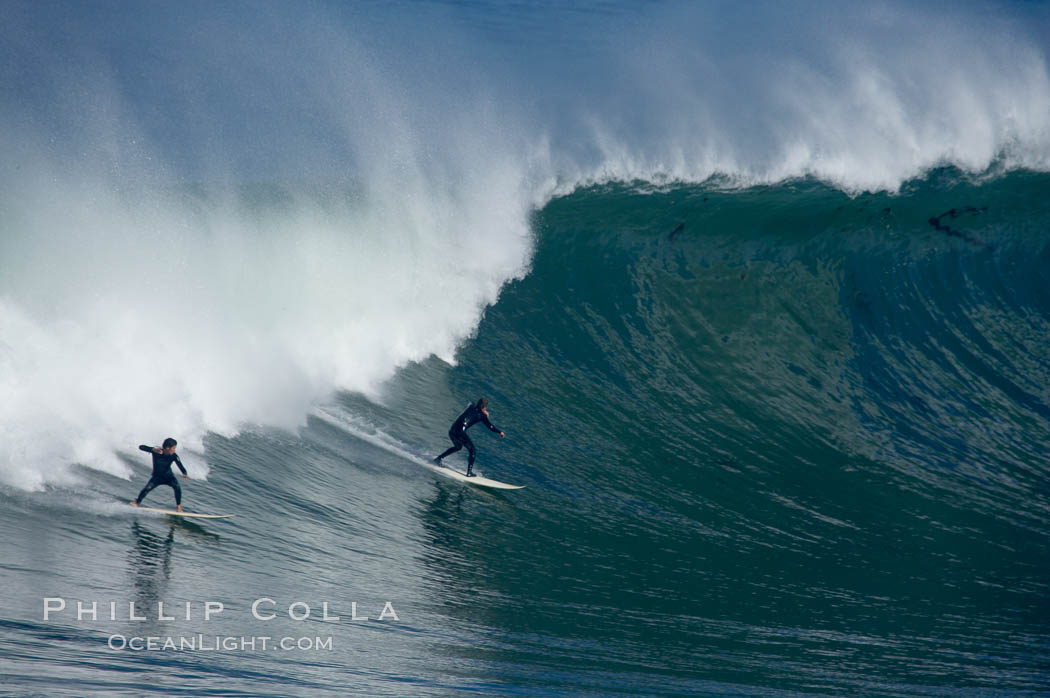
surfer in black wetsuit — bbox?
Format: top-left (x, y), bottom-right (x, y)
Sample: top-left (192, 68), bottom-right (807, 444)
top-left (434, 397), bottom-right (505, 477)
top-left (130, 438), bottom-right (191, 512)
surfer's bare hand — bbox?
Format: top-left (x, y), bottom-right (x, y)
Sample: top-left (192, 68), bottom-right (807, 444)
top-left (183, 474), bottom-right (191, 480)
top-left (499, 432), bottom-right (505, 438)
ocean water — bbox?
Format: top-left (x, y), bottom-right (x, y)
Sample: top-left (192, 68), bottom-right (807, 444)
top-left (2, 1), bottom-right (1049, 696)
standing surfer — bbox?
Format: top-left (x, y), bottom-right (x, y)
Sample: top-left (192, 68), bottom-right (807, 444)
top-left (130, 438), bottom-right (191, 512)
top-left (434, 398), bottom-right (505, 477)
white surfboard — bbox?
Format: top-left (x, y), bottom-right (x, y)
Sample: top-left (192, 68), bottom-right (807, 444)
top-left (133, 505), bottom-right (235, 519)
top-left (424, 462), bottom-right (525, 490)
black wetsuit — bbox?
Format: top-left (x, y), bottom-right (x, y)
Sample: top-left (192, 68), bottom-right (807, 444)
top-left (135, 445), bottom-right (187, 506)
top-left (435, 404), bottom-right (501, 475)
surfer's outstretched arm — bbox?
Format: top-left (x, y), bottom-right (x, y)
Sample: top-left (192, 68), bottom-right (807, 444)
top-left (480, 414), bottom-right (505, 438)
top-left (174, 455), bottom-right (189, 478)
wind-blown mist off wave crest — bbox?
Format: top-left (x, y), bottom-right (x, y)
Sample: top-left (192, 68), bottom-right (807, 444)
top-left (1, 0), bottom-right (1049, 489)
top-left (554, 2), bottom-right (1045, 193)
top-left (0, 166), bottom-right (534, 490)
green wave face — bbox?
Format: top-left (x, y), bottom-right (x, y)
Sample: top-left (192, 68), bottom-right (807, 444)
top-left (442, 171), bottom-right (1050, 653)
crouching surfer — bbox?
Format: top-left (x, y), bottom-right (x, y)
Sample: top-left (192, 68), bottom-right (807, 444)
top-left (130, 438), bottom-right (190, 512)
top-left (434, 398), bottom-right (505, 477)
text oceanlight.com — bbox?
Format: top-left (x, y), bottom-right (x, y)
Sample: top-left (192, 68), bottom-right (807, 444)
top-left (108, 635), bottom-right (333, 651)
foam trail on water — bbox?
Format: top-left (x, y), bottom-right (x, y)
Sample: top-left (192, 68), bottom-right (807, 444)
top-left (311, 407), bottom-right (437, 473)
top-left (1, 0), bottom-right (1049, 490)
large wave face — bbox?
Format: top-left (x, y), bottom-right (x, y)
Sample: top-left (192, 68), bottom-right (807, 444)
top-left (2, 0), bottom-right (1049, 489)
top-left (364, 170), bottom-right (1049, 696)
top-left (465, 172), bottom-right (1050, 519)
